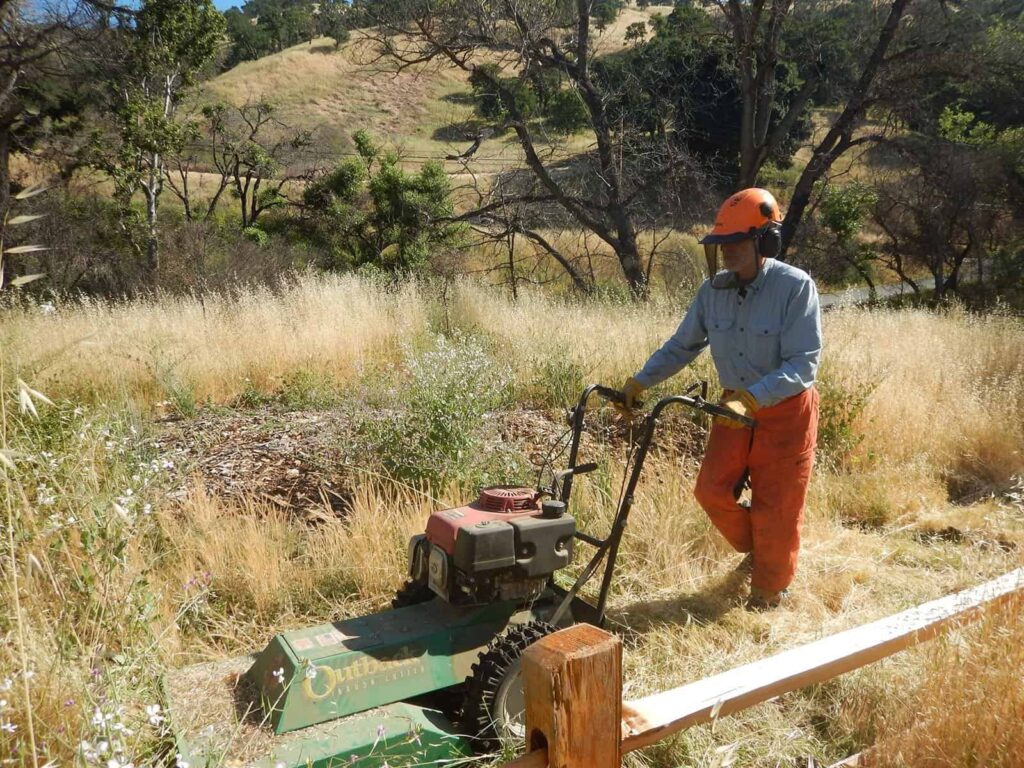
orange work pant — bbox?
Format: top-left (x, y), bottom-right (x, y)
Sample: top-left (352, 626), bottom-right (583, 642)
top-left (694, 386), bottom-right (819, 593)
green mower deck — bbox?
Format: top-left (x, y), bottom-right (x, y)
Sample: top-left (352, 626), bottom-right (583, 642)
top-left (165, 655), bottom-right (473, 767)
top-left (165, 599), bottom-right (540, 767)
top-left (248, 599), bottom-right (522, 733)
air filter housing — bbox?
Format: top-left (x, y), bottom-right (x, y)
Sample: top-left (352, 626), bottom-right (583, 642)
top-left (477, 486), bottom-right (536, 512)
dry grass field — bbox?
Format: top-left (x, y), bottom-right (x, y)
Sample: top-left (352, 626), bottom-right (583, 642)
top-left (1, 275), bottom-right (1023, 766)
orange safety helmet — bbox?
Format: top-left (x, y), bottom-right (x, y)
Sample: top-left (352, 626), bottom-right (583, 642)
top-left (700, 188), bottom-right (783, 277)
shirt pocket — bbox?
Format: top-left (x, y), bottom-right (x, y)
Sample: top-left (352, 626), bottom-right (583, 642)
top-left (748, 319), bottom-right (783, 372)
top-left (707, 315), bottom-right (734, 366)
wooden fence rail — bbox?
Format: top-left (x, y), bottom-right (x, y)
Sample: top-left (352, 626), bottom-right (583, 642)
top-left (502, 567), bottom-right (1024, 768)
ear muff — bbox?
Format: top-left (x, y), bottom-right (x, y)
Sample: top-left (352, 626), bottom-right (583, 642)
top-left (756, 222), bottom-right (782, 259)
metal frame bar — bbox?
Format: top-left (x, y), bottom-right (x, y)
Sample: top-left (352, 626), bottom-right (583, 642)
top-left (553, 383), bottom-right (756, 627)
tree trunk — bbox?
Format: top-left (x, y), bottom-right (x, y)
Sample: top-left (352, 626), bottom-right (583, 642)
top-left (0, 126), bottom-right (11, 288)
top-left (145, 177), bottom-right (159, 278)
top-left (737, 63), bottom-right (758, 189)
top-left (779, 0), bottom-right (910, 259)
top-left (610, 206), bottom-right (647, 298)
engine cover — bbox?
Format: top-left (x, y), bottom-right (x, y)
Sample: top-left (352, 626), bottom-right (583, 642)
top-left (420, 487), bottom-right (575, 605)
top-left (507, 515), bottom-right (574, 577)
top-left (425, 487), bottom-right (542, 556)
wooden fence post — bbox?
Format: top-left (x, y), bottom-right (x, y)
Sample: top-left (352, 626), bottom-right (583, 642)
top-left (521, 623), bottom-right (622, 768)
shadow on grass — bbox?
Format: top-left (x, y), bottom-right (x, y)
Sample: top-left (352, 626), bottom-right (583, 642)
top-left (230, 670), bottom-right (268, 728)
top-left (308, 41), bottom-right (342, 55)
top-left (608, 567), bottom-right (749, 631)
top-left (431, 119), bottom-right (498, 143)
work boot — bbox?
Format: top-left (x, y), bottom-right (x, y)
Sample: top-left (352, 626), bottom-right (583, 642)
top-left (745, 586), bottom-right (788, 612)
top-left (734, 552), bottom-right (754, 576)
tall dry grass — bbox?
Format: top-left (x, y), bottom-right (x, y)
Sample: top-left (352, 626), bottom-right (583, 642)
top-left (2, 274), bottom-right (1023, 767)
top-left (153, 478), bottom-right (449, 662)
top-left (856, 597), bottom-right (1024, 767)
top-left (823, 306), bottom-right (1024, 497)
top-left (0, 273), bottom-right (427, 409)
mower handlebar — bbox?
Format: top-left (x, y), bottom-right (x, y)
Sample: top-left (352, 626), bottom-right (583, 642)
top-left (592, 384), bottom-right (628, 405)
top-left (687, 399), bottom-right (757, 429)
top-left (591, 382), bottom-right (756, 429)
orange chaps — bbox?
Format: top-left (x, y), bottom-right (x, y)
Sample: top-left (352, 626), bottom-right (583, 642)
top-left (694, 387), bottom-right (819, 593)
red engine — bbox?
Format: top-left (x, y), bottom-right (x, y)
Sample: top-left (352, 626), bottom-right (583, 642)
top-left (407, 487), bottom-right (575, 605)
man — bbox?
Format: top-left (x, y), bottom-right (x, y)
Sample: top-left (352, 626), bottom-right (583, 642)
top-left (621, 188), bottom-right (821, 611)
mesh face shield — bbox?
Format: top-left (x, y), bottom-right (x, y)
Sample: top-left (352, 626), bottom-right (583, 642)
top-left (703, 243), bottom-right (719, 277)
top-left (703, 236), bottom-right (757, 290)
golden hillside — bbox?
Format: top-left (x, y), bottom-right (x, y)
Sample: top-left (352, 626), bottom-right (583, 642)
top-left (202, 6), bottom-right (675, 169)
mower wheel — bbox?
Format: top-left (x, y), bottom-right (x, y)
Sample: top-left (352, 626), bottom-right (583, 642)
top-left (391, 578), bottom-right (434, 609)
top-left (460, 620), bottom-right (557, 752)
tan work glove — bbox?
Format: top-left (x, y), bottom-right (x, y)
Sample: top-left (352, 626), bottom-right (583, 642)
top-left (715, 389), bottom-right (759, 429)
top-left (615, 376), bottom-right (646, 417)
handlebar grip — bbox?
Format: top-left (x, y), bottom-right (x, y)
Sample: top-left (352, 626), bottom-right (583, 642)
top-left (594, 385), bottom-right (644, 409)
top-left (594, 385), bottom-right (624, 404)
top-left (701, 402), bottom-right (756, 428)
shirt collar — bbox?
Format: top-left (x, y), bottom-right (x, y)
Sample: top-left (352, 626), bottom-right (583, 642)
top-left (747, 257), bottom-right (774, 293)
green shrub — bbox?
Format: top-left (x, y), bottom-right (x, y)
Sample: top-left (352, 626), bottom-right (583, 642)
top-left (243, 225), bottom-right (269, 247)
top-left (469, 63), bottom-right (538, 120)
top-left (276, 369), bottom-right (344, 410)
top-left (526, 358), bottom-right (587, 408)
top-left (359, 334), bottom-right (512, 487)
top-left (546, 90), bottom-right (589, 134)
top-left (815, 365), bottom-right (876, 472)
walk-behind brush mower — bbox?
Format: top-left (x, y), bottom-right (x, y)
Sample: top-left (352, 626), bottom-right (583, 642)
top-left (166, 383), bottom-right (753, 767)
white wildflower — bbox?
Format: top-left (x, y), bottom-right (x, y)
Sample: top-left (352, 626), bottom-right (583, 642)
top-left (111, 721), bottom-right (132, 736)
top-left (145, 704), bottom-right (164, 726)
top-left (36, 484), bottom-right (56, 506)
top-left (80, 741), bottom-right (99, 762)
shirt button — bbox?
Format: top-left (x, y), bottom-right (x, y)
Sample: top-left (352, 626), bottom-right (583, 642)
top-left (739, 327), bottom-right (744, 332)
top-left (738, 352), bottom-right (744, 357)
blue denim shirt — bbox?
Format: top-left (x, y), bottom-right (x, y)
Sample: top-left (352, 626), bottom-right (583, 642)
top-left (634, 258), bottom-right (821, 407)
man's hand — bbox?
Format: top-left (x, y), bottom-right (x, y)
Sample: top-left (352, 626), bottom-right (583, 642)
top-left (615, 377), bottom-right (646, 417)
top-left (715, 389), bottom-right (759, 429)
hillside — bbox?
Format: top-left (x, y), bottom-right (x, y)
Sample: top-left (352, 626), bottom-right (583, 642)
top-left (202, 6), bottom-right (675, 170)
